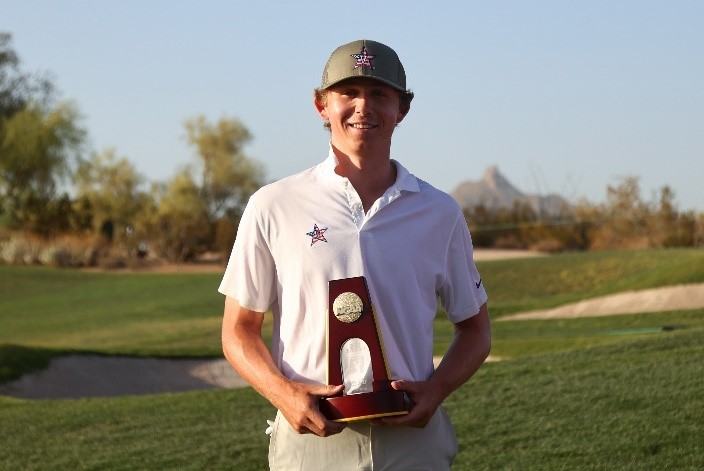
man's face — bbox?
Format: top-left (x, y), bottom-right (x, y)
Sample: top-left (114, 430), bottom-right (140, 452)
top-left (315, 78), bottom-right (408, 156)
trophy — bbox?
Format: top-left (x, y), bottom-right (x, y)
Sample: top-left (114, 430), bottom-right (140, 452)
top-left (318, 276), bottom-right (408, 422)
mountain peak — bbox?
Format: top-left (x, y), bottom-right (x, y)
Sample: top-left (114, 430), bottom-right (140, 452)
top-left (483, 165), bottom-right (500, 178)
top-left (451, 166), bottom-right (570, 216)
top-left (482, 166), bottom-right (515, 192)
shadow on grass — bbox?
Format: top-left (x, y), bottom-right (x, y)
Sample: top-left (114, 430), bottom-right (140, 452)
top-left (0, 344), bottom-right (60, 383)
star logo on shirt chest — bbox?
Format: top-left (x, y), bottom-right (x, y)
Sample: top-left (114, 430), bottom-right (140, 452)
top-left (306, 223), bottom-right (328, 246)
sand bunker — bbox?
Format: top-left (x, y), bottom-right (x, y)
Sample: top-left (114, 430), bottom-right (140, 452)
top-left (499, 283), bottom-right (704, 321)
top-left (0, 356), bottom-right (247, 400)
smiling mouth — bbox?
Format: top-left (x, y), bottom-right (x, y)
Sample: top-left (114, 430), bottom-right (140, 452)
top-left (348, 123), bottom-right (376, 129)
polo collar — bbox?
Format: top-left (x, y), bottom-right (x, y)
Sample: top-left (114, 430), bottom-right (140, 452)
top-left (318, 145), bottom-right (420, 194)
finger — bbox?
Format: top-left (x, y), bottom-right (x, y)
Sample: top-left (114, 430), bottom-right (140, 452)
top-left (294, 414), bottom-right (325, 437)
top-left (382, 409), bottom-right (430, 428)
top-left (381, 398), bottom-right (433, 427)
top-left (305, 401), bottom-right (346, 437)
top-left (323, 419), bottom-right (347, 436)
top-left (382, 405), bottom-right (419, 425)
top-left (308, 416), bottom-right (345, 437)
top-left (311, 383), bottom-right (344, 399)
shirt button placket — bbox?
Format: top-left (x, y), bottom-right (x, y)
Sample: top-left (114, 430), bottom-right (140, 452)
top-left (344, 181), bottom-right (364, 230)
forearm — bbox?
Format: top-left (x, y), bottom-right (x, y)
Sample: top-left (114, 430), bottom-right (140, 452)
top-left (430, 302), bottom-right (491, 402)
top-left (223, 330), bottom-right (288, 406)
top-left (221, 297), bottom-right (291, 409)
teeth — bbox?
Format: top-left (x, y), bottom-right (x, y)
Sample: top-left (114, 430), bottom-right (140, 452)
top-left (350, 124), bottom-right (374, 129)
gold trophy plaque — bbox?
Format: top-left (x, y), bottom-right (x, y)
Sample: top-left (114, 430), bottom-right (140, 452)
top-left (318, 276), bottom-right (408, 422)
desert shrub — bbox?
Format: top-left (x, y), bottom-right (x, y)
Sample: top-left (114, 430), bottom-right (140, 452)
top-left (0, 232), bottom-right (102, 267)
top-left (38, 234), bottom-right (99, 267)
top-left (492, 234), bottom-right (525, 249)
top-left (529, 238), bottom-right (566, 254)
top-left (0, 233), bottom-right (43, 265)
top-left (97, 254), bottom-right (127, 270)
top-left (39, 245), bottom-right (73, 267)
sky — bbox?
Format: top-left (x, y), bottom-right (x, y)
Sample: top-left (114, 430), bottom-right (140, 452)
top-left (4, 1), bottom-right (703, 210)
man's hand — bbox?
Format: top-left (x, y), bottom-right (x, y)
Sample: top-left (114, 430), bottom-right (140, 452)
top-left (381, 303), bottom-right (491, 429)
top-left (379, 379), bottom-right (443, 428)
top-left (222, 297), bottom-right (347, 437)
top-left (275, 382), bottom-right (346, 437)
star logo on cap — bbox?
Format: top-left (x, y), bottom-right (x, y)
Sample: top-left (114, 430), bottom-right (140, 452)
top-left (352, 47), bottom-right (375, 69)
top-left (306, 223), bottom-right (328, 246)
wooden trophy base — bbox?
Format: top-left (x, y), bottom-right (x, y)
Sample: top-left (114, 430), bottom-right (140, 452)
top-left (319, 388), bottom-right (408, 422)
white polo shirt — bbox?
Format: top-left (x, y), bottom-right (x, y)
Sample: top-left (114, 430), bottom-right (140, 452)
top-left (219, 149), bottom-right (487, 385)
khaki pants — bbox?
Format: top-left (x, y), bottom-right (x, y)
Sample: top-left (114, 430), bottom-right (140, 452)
top-left (268, 407), bottom-right (458, 470)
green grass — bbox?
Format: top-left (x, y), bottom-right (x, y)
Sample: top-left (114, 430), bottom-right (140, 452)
top-left (489, 309), bottom-right (704, 358)
top-left (1, 331), bottom-right (701, 470)
top-left (477, 247), bottom-right (704, 315)
top-left (0, 265), bottom-right (226, 357)
top-left (448, 330), bottom-right (704, 470)
top-left (0, 264), bottom-right (276, 381)
top-left (434, 309), bottom-right (704, 358)
top-left (1, 248), bottom-right (703, 469)
top-left (2, 248), bottom-right (702, 362)
top-left (0, 387), bottom-right (275, 470)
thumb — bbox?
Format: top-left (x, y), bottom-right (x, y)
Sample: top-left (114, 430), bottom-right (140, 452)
top-left (391, 379), bottom-right (415, 392)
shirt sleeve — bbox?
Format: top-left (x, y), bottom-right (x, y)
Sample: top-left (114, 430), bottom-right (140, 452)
top-left (439, 212), bottom-right (488, 323)
top-left (218, 195), bottom-right (277, 313)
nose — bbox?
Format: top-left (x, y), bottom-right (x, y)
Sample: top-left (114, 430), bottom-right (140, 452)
top-left (354, 93), bottom-right (372, 115)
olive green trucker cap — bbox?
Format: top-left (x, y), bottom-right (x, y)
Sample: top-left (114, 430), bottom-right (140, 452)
top-left (320, 39), bottom-right (407, 92)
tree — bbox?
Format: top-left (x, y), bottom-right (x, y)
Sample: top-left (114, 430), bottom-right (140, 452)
top-left (648, 185), bottom-right (695, 248)
top-left (590, 176), bottom-right (650, 249)
top-left (74, 148), bottom-right (148, 234)
top-left (184, 115), bottom-right (264, 220)
top-left (0, 32), bottom-right (85, 233)
top-left (0, 32), bottom-right (22, 118)
top-left (1, 32), bottom-right (53, 120)
top-left (145, 170), bottom-right (210, 262)
top-left (0, 101), bottom-right (85, 232)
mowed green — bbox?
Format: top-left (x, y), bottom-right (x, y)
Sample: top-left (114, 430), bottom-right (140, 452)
top-left (0, 267), bottom-right (227, 358)
top-left (1, 248), bottom-right (703, 470)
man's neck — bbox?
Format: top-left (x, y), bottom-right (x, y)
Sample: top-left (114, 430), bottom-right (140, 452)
top-left (331, 143), bottom-right (396, 212)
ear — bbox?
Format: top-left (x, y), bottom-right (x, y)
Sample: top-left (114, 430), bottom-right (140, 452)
top-left (396, 104), bottom-right (410, 124)
top-left (314, 96), bottom-right (328, 120)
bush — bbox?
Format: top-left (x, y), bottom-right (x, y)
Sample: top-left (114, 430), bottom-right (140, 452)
top-left (0, 232), bottom-right (101, 268)
top-left (0, 234), bottom-right (43, 265)
top-left (492, 234), bottom-right (525, 249)
top-left (529, 238), bottom-right (566, 254)
top-left (38, 235), bottom-right (98, 267)
top-left (97, 255), bottom-right (127, 270)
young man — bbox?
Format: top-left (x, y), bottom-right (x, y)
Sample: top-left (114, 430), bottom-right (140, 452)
top-left (220, 39), bottom-right (490, 470)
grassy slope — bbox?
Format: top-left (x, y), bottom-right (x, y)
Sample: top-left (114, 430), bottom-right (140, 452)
top-left (477, 247), bottom-right (704, 315)
top-left (0, 266), bottom-right (226, 356)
